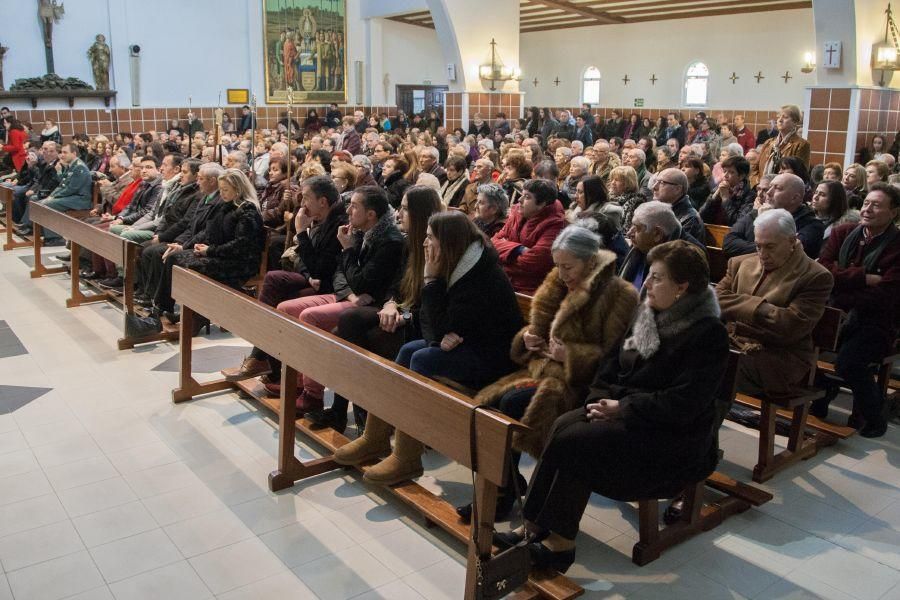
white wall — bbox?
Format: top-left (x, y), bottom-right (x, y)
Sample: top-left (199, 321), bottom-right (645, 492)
top-left (380, 19), bottom-right (448, 105)
top-left (519, 9), bottom-right (816, 109)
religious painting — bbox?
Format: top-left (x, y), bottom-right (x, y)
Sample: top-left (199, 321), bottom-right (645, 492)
top-left (263, 0), bottom-right (347, 104)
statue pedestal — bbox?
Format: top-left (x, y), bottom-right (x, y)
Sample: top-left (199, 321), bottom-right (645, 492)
top-left (0, 89), bottom-right (117, 108)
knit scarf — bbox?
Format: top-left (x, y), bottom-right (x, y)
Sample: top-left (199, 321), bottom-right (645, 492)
top-left (623, 287), bottom-right (720, 359)
top-left (362, 210), bottom-right (396, 250)
top-left (838, 224), bottom-right (899, 274)
top-left (764, 128), bottom-right (797, 175)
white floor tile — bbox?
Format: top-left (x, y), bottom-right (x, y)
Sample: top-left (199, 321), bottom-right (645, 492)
top-left (88, 529), bottom-right (183, 583)
top-left (258, 515), bottom-right (357, 569)
top-left (0, 520), bottom-right (85, 572)
top-left (798, 545), bottom-right (900, 600)
top-left (360, 526), bottom-right (453, 578)
top-left (215, 570), bottom-right (317, 600)
top-left (122, 461), bottom-right (202, 499)
top-left (317, 496), bottom-right (408, 543)
top-left (0, 470), bottom-right (53, 507)
top-left (230, 493), bottom-right (318, 535)
top-left (31, 434), bottom-right (104, 470)
top-left (59, 587), bottom-right (114, 600)
top-left (44, 455), bottom-right (118, 492)
top-left (57, 477), bottom-right (137, 518)
top-left (107, 560), bottom-right (212, 600)
top-left (0, 493), bottom-right (68, 538)
top-left (72, 501), bottom-right (158, 548)
top-left (188, 537), bottom-right (285, 595)
top-left (401, 557), bottom-right (466, 600)
top-left (163, 508), bottom-right (254, 557)
top-left (105, 441), bottom-right (179, 473)
top-left (6, 550), bottom-right (104, 600)
top-left (141, 483), bottom-right (227, 527)
top-left (352, 579), bottom-right (426, 600)
top-left (291, 545), bottom-right (395, 600)
top-left (0, 448), bottom-right (39, 479)
top-left (0, 574), bottom-right (10, 600)
top-left (757, 570), bottom-right (857, 600)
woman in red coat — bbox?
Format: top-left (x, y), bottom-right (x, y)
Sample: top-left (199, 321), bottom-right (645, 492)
top-left (2, 118), bottom-right (28, 172)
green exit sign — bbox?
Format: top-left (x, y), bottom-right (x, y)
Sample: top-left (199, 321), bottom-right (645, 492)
top-left (423, 80), bottom-right (432, 85)
top-left (634, 98), bottom-right (645, 107)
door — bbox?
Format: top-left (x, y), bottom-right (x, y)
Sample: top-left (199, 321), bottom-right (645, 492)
top-left (395, 84), bottom-right (448, 119)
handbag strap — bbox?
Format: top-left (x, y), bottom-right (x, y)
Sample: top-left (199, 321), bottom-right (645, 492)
top-left (469, 405), bottom-right (527, 551)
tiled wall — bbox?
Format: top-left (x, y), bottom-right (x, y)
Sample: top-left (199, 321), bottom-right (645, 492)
top-left (854, 88), bottom-right (900, 163)
top-left (7, 105), bottom-right (400, 140)
top-left (808, 89), bottom-right (853, 167)
top-left (445, 92), bottom-right (524, 133)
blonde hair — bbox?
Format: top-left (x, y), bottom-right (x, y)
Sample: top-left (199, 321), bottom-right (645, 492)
top-left (609, 165), bottom-right (638, 194)
top-left (780, 104), bottom-right (802, 126)
top-left (217, 168), bottom-right (259, 209)
top-left (300, 162), bottom-right (326, 181)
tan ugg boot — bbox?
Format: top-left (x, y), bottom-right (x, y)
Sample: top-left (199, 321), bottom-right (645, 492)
top-left (333, 414), bottom-right (392, 466)
top-left (363, 430), bottom-right (424, 486)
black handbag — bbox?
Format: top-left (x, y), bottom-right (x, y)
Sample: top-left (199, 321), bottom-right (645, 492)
top-left (469, 406), bottom-right (531, 600)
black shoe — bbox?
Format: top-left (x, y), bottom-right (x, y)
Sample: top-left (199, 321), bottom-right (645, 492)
top-left (97, 276), bottom-right (123, 290)
top-left (15, 226), bottom-right (32, 236)
top-left (124, 314), bottom-right (163, 338)
top-left (56, 252), bottom-right (72, 262)
top-left (135, 295), bottom-right (152, 308)
top-left (663, 495), bottom-right (685, 525)
top-left (306, 408), bottom-right (348, 434)
top-left (79, 270), bottom-right (100, 280)
top-left (809, 399), bottom-right (829, 420)
top-left (493, 527), bottom-right (548, 550)
top-left (859, 419), bottom-right (888, 438)
top-left (457, 474), bottom-right (528, 523)
top-left (43, 238), bottom-right (66, 247)
top-left (164, 311), bottom-right (180, 325)
top-left (527, 542), bottom-right (575, 573)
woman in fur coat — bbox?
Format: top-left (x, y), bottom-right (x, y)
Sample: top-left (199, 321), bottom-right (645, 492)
top-left (459, 225), bottom-right (639, 522)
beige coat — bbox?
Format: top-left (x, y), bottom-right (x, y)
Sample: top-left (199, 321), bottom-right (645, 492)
top-left (751, 134), bottom-right (811, 188)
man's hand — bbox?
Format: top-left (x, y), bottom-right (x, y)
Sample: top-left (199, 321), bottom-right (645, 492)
top-left (161, 243), bottom-right (182, 261)
top-left (109, 219), bottom-right (123, 226)
top-left (308, 278), bottom-right (321, 291)
top-left (865, 274), bottom-right (883, 287)
top-left (193, 243), bottom-right (208, 256)
top-left (337, 224), bottom-right (354, 249)
top-left (295, 206), bottom-right (313, 232)
top-left (440, 332), bottom-right (463, 352)
top-left (90, 208), bottom-right (99, 217)
top-left (586, 399), bottom-right (620, 421)
top-left (352, 293), bottom-right (373, 306)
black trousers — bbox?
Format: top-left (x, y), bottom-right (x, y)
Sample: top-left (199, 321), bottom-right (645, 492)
top-left (834, 318), bottom-right (894, 424)
top-left (491, 386), bottom-right (537, 490)
top-left (137, 241), bottom-right (167, 299)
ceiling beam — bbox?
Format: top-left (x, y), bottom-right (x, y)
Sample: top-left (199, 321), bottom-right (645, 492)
top-left (623, 1), bottom-right (811, 22)
top-left (385, 15), bottom-right (435, 29)
top-left (605, 0), bottom-right (809, 15)
top-left (531, 0), bottom-right (625, 24)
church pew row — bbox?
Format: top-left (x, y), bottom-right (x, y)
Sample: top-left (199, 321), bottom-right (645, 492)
top-left (0, 186), bottom-right (33, 250)
top-left (27, 200), bottom-right (179, 350)
top-left (730, 306), bottom-right (852, 483)
top-left (168, 267), bottom-right (583, 600)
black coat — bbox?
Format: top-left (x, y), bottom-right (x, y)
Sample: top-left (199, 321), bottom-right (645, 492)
top-left (419, 246), bottom-right (524, 369)
top-left (332, 216), bottom-right (404, 303)
top-left (583, 315), bottom-right (728, 500)
top-left (120, 177), bottom-right (164, 225)
top-left (671, 195), bottom-right (706, 244)
top-left (724, 204), bottom-right (825, 259)
top-left (171, 192), bottom-right (221, 247)
top-left (382, 170), bottom-right (411, 209)
top-left (293, 200), bottom-right (348, 294)
top-left (574, 126), bottom-right (594, 147)
top-left (467, 122), bottom-right (491, 138)
top-left (29, 159), bottom-right (61, 199)
top-left (157, 181), bottom-right (202, 238)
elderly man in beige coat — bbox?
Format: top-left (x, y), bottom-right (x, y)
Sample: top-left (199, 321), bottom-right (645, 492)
top-left (716, 208), bottom-right (834, 399)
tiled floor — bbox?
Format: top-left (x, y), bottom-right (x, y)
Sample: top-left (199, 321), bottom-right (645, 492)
top-left (0, 245), bottom-right (899, 600)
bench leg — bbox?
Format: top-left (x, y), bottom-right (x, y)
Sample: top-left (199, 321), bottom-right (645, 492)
top-left (753, 402), bottom-right (818, 483)
top-left (269, 366), bottom-right (340, 492)
top-left (464, 473), bottom-right (499, 600)
top-left (171, 305), bottom-right (230, 402)
top-left (66, 243), bottom-right (111, 308)
top-left (29, 223), bottom-right (66, 278)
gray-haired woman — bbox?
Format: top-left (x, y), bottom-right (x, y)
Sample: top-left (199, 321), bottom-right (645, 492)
top-left (473, 182), bottom-right (509, 237)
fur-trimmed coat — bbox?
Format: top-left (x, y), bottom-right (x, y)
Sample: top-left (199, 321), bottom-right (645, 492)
top-left (475, 250), bottom-right (638, 456)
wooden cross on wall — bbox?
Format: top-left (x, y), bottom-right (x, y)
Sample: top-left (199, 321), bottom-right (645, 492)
top-left (649, 74), bottom-right (657, 85)
top-left (532, 77), bottom-right (539, 87)
top-left (622, 74), bottom-right (630, 85)
top-left (754, 71), bottom-right (765, 83)
top-left (553, 77), bottom-right (561, 86)
top-left (781, 71), bottom-right (792, 83)
top-left (729, 72), bottom-right (739, 84)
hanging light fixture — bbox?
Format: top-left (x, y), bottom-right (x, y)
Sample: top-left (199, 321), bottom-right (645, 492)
top-left (478, 38), bottom-right (521, 91)
top-left (872, 3), bottom-right (900, 85)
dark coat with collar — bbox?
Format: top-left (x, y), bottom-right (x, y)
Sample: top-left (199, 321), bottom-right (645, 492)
top-left (332, 214), bottom-right (404, 303)
top-left (671, 194), bottom-right (705, 244)
top-left (157, 181), bottom-right (202, 237)
top-left (170, 192), bottom-right (222, 247)
top-left (119, 177), bottom-right (163, 225)
top-left (292, 200), bottom-right (348, 294)
top-left (724, 204), bottom-right (825, 259)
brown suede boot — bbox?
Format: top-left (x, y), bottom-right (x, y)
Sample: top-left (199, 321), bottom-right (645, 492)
top-left (363, 430), bottom-right (424, 486)
top-left (222, 357), bottom-right (271, 382)
top-left (333, 414), bottom-right (392, 466)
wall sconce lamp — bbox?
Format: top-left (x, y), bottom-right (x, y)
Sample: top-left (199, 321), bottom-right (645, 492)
top-left (801, 52), bottom-right (816, 74)
top-left (478, 38), bottom-right (521, 91)
top-left (872, 3), bottom-right (900, 85)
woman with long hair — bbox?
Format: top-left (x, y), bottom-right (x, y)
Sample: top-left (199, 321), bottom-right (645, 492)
top-left (380, 154), bottom-right (411, 208)
top-left (842, 162), bottom-right (867, 209)
top-left (307, 185), bottom-right (443, 432)
top-left (2, 118), bottom-right (27, 172)
top-left (334, 211), bottom-right (524, 485)
top-left (811, 180), bottom-right (859, 239)
top-left (680, 156), bottom-right (710, 210)
top-left (567, 174), bottom-right (623, 229)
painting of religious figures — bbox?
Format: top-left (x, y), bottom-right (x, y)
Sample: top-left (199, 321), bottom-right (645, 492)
top-left (263, 0), bottom-right (347, 104)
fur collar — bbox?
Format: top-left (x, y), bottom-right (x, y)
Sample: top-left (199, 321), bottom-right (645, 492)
top-left (362, 210), bottom-right (398, 249)
top-left (449, 241), bottom-right (484, 288)
top-left (623, 287), bottom-right (720, 359)
top-left (548, 250), bottom-right (617, 338)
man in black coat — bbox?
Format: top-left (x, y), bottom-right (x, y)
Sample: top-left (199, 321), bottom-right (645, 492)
top-left (600, 110), bottom-right (626, 141)
top-left (237, 105), bottom-right (256, 135)
top-left (652, 168), bottom-right (705, 244)
top-left (13, 140), bottom-right (60, 223)
top-left (325, 103), bottom-right (342, 129)
top-left (724, 173), bottom-right (824, 259)
top-left (574, 115), bottom-right (593, 147)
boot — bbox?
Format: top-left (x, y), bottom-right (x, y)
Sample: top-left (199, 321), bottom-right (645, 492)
top-left (363, 430), bottom-right (424, 486)
top-left (222, 356), bottom-right (271, 382)
top-left (124, 314), bottom-right (162, 338)
top-left (333, 414), bottom-right (392, 466)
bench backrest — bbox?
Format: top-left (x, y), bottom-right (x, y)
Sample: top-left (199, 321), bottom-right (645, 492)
top-left (706, 224), bottom-right (730, 249)
top-left (171, 266), bottom-right (517, 486)
top-left (29, 200), bottom-right (132, 262)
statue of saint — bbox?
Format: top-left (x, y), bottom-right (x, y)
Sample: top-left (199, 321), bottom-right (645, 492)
top-left (87, 34), bottom-right (110, 90)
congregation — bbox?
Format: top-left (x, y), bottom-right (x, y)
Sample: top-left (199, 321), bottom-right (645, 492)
top-left (1, 98), bottom-right (898, 576)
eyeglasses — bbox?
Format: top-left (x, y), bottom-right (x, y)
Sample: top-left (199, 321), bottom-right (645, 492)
top-left (654, 180), bottom-right (680, 187)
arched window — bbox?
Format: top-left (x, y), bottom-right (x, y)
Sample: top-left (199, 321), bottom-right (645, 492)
top-left (684, 62), bottom-right (709, 107)
top-left (582, 67), bottom-right (601, 105)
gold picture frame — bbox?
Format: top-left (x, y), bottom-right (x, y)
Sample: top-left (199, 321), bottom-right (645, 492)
top-left (226, 88), bottom-right (250, 104)
top-left (262, 0), bottom-right (348, 104)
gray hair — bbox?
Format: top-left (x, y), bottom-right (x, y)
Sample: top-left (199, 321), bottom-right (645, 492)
top-left (633, 200), bottom-right (681, 237)
top-left (114, 153), bottom-right (131, 168)
top-left (754, 208), bottom-right (796, 237)
top-left (199, 162), bottom-right (225, 178)
top-left (630, 148), bottom-right (646, 164)
top-left (228, 150), bottom-right (249, 168)
top-left (759, 173), bottom-right (776, 186)
top-left (270, 142), bottom-right (288, 155)
top-left (478, 139), bottom-right (494, 151)
top-left (422, 146), bottom-right (439, 160)
top-left (661, 167), bottom-right (689, 196)
top-left (551, 224), bottom-right (601, 260)
top-left (570, 156), bottom-right (591, 171)
top-left (723, 143), bottom-right (744, 158)
top-left (556, 146), bottom-right (573, 158)
top-left (476, 182), bottom-right (509, 218)
top-left (571, 140), bottom-right (584, 152)
top-left (352, 154), bottom-right (372, 169)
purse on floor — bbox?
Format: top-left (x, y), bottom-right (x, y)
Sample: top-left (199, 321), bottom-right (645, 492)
top-left (469, 405), bottom-right (531, 600)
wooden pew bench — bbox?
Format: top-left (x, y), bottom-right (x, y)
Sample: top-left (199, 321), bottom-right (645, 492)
top-left (27, 200), bottom-right (179, 350)
top-left (730, 306), bottom-right (850, 483)
top-left (168, 267), bottom-right (583, 600)
top-left (704, 224), bottom-right (731, 284)
top-left (816, 337), bottom-right (900, 421)
top-left (1, 186), bottom-right (33, 250)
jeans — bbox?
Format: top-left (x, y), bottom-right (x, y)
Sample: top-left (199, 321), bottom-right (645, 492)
top-left (395, 339), bottom-right (509, 389)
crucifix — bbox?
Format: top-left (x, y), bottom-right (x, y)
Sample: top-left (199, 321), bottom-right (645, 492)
top-left (622, 74), bottom-right (630, 85)
top-left (649, 74), bottom-right (657, 85)
top-left (729, 72), bottom-right (739, 84)
top-left (532, 77), bottom-right (539, 87)
top-left (553, 77), bottom-right (560, 86)
top-left (781, 71), bottom-right (792, 83)
top-left (37, 0), bottom-right (65, 74)
top-left (754, 71), bottom-right (765, 83)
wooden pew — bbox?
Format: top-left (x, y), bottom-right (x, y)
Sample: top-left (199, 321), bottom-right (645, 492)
top-left (705, 224), bottom-right (730, 249)
top-left (513, 293), bottom-right (771, 566)
top-left (704, 224), bottom-right (731, 284)
top-left (731, 306), bottom-right (849, 483)
top-left (27, 200), bottom-right (178, 350)
top-left (0, 186), bottom-right (32, 251)
top-left (816, 337), bottom-right (900, 418)
top-left (169, 267), bottom-right (583, 600)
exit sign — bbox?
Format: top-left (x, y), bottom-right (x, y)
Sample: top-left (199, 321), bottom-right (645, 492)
top-left (423, 80), bottom-right (432, 85)
top-left (634, 98), bottom-right (645, 107)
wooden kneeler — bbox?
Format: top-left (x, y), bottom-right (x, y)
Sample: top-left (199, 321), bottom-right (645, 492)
top-left (0, 186), bottom-right (33, 251)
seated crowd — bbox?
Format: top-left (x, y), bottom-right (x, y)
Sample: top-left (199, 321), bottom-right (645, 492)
top-left (1, 102), bottom-right (898, 573)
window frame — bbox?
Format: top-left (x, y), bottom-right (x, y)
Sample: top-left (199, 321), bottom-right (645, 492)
top-left (683, 61), bottom-right (710, 108)
top-left (581, 66), bottom-right (602, 106)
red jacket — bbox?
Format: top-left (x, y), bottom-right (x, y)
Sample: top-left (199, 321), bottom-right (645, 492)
top-left (110, 178), bottom-right (142, 215)
top-left (818, 222), bottom-right (900, 335)
top-left (492, 200), bottom-right (567, 295)
top-left (3, 129), bottom-right (28, 171)
top-left (735, 127), bottom-right (756, 154)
